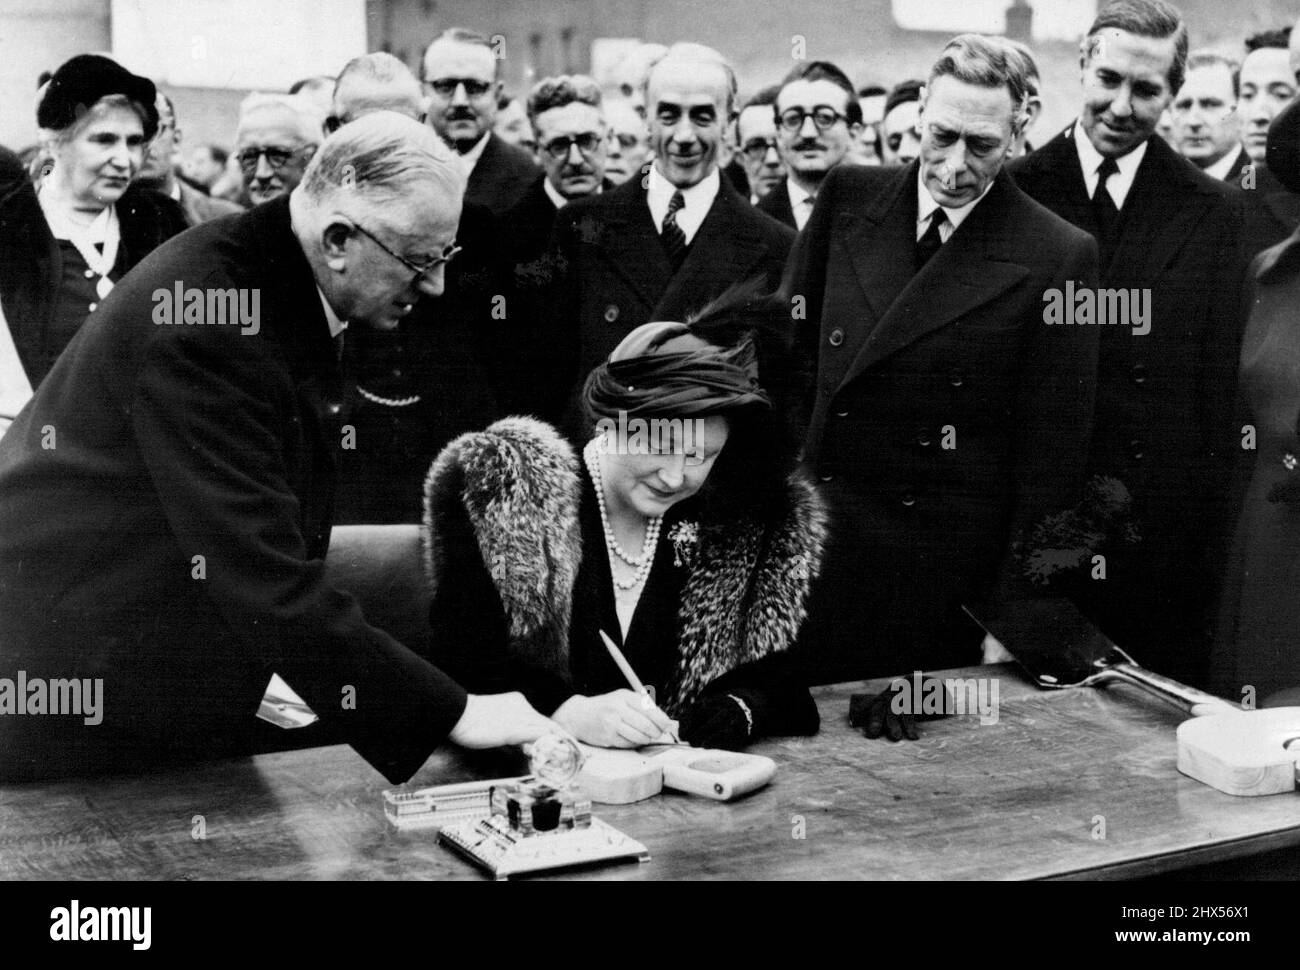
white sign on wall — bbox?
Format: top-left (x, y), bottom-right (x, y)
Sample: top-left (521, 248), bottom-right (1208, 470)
top-left (110, 0), bottom-right (366, 90)
top-left (892, 0), bottom-right (1097, 41)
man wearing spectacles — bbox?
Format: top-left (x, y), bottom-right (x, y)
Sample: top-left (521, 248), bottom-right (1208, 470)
top-left (505, 75), bottom-right (610, 255)
top-left (1172, 53), bottom-right (1246, 181)
top-left (233, 92), bottom-right (323, 206)
top-left (0, 112), bottom-right (564, 782)
top-left (735, 85), bottom-right (785, 204)
top-left (498, 76), bottom-right (614, 421)
top-left (759, 61), bottom-right (862, 230)
top-left (136, 92), bottom-right (244, 226)
top-left (421, 27), bottom-right (537, 213)
top-left (602, 97), bottom-right (651, 186)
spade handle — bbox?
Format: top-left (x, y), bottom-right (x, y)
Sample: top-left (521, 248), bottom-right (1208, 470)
top-left (1098, 664), bottom-right (1242, 717)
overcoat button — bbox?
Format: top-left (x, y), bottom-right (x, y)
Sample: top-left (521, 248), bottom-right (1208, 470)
top-left (828, 328), bottom-right (844, 347)
top-left (604, 305), bottom-right (619, 323)
top-left (1130, 363), bottom-right (1147, 385)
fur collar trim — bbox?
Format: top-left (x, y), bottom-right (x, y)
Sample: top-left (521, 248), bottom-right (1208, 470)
top-left (423, 417), bottom-right (828, 711)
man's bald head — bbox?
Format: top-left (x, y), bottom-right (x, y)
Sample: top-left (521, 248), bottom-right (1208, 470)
top-left (332, 52), bottom-right (423, 128)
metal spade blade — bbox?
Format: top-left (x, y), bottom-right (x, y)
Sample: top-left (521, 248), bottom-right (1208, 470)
top-left (964, 599), bottom-right (1239, 717)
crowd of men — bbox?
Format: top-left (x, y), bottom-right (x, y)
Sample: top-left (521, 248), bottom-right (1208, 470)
top-left (1, 0), bottom-right (1299, 779)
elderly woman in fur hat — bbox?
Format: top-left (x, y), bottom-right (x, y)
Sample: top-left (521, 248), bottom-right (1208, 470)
top-left (422, 293), bottom-right (826, 750)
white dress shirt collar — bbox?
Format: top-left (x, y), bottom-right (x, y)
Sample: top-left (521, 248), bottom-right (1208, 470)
top-left (1204, 144), bottom-right (1246, 183)
top-left (458, 131), bottom-right (492, 177)
top-left (317, 288), bottom-right (347, 339)
top-left (1072, 120), bottom-right (1147, 210)
top-left (915, 166), bottom-right (993, 242)
top-left (787, 179), bottom-right (816, 230)
top-left (647, 163), bottom-right (720, 245)
top-left (289, 189), bottom-right (348, 339)
top-left (543, 178), bottom-right (569, 210)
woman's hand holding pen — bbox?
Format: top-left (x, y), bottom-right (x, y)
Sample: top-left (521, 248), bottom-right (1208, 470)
top-left (552, 690), bottom-right (679, 748)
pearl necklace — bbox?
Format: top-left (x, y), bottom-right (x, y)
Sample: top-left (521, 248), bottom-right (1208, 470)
top-left (583, 438), bottom-right (662, 590)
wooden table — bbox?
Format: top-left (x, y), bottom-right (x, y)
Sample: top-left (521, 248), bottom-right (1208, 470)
top-left (3, 664), bottom-right (1299, 880)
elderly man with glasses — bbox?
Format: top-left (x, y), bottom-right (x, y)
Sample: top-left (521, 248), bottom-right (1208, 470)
top-left (734, 85), bottom-right (785, 204)
top-left (497, 75), bottom-right (618, 421)
top-left (0, 112), bottom-right (562, 782)
top-left (233, 92), bottom-right (324, 206)
top-left (421, 26), bottom-right (538, 213)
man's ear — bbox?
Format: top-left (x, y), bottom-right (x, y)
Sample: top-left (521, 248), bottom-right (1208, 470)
top-left (321, 220), bottom-right (351, 271)
top-left (918, 85), bottom-right (928, 117)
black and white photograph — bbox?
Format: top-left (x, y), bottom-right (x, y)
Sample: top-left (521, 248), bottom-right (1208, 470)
top-left (0, 0), bottom-right (1297, 942)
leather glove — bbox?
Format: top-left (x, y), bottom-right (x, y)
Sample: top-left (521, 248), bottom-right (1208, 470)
top-left (849, 678), bottom-right (945, 741)
top-left (679, 694), bottom-right (753, 751)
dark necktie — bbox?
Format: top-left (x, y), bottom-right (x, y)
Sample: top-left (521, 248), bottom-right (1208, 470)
top-left (915, 208), bottom-right (948, 270)
top-left (661, 190), bottom-right (687, 271)
top-left (1092, 157), bottom-right (1121, 268)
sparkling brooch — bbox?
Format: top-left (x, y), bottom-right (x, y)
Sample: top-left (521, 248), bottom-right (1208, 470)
top-left (668, 521), bottom-right (699, 568)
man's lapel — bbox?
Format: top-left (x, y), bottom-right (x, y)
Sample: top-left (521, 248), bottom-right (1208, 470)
top-left (658, 179), bottom-right (766, 313)
top-left (1035, 127), bottom-right (1095, 222)
top-left (1108, 136), bottom-right (1213, 282)
top-left (834, 162), bottom-right (917, 345)
top-left (837, 170), bottom-right (1029, 392)
top-left (590, 179), bottom-right (673, 310)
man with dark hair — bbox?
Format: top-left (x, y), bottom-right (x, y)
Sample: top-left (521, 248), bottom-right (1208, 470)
top-left (1236, 31), bottom-right (1300, 253)
top-left (181, 143), bottom-right (228, 192)
top-left (735, 85), bottom-right (785, 203)
top-left (1010, 0), bottom-right (1247, 685)
top-left (493, 95), bottom-right (535, 154)
top-left (506, 76), bottom-right (608, 262)
top-left (854, 83), bottom-right (888, 165)
top-left (546, 43), bottom-right (794, 427)
top-left (137, 92), bottom-right (243, 225)
top-left (421, 27), bottom-right (538, 212)
top-left (1241, 28), bottom-right (1295, 167)
top-left (496, 76), bottom-right (612, 419)
top-left (881, 79), bottom-right (924, 163)
top-left (760, 61), bottom-right (862, 229)
top-left (1172, 52), bottom-right (1245, 181)
top-left (785, 34), bottom-right (1099, 688)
